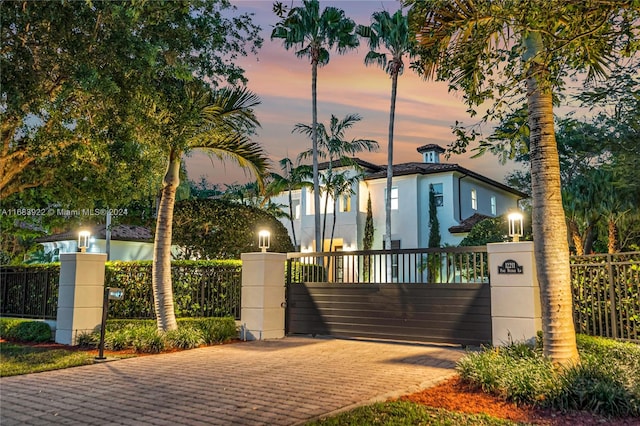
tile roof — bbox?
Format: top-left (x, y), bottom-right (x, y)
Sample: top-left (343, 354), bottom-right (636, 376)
top-left (364, 162), bottom-right (528, 198)
top-left (416, 144), bottom-right (446, 153)
top-left (448, 213), bottom-right (493, 233)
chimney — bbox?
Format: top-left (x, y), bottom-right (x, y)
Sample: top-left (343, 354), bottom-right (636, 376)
top-left (416, 144), bottom-right (446, 164)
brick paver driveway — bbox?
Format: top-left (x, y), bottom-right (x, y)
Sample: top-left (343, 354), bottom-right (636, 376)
top-left (1, 337), bottom-right (464, 425)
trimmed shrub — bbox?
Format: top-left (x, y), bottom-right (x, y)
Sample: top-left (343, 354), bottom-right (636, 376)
top-left (0, 318), bottom-right (52, 342)
top-left (166, 327), bottom-right (205, 349)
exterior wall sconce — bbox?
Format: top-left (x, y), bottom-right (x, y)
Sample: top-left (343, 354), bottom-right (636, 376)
top-left (258, 230), bottom-right (271, 253)
top-left (78, 230), bottom-right (91, 253)
top-left (508, 212), bottom-right (524, 242)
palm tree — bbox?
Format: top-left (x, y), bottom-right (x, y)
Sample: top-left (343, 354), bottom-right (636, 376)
top-left (266, 158), bottom-right (313, 249)
top-left (407, 0), bottom-right (637, 366)
top-left (272, 0), bottom-right (359, 253)
top-left (145, 82), bottom-right (269, 331)
top-left (357, 9), bottom-right (416, 251)
top-left (327, 170), bottom-right (360, 252)
top-left (295, 113), bottom-right (378, 246)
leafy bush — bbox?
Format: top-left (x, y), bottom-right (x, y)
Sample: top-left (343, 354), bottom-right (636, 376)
top-left (105, 327), bottom-right (136, 351)
top-left (0, 318), bottom-right (52, 342)
top-left (0, 318), bottom-right (23, 339)
top-left (177, 317), bottom-right (237, 344)
top-left (104, 260), bottom-right (242, 319)
top-left (132, 327), bottom-right (166, 353)
top-left (457, 335), bottom-right (640, 417)
top-left (75, 318), bottom-right (236, 352)
top-left (166, 327), bottom-right (204, 349)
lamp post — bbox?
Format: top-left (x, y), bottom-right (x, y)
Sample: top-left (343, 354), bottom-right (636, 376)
top-left (508, 212), bottom-right (524, 242)
top-left (258, 230), bottom-right (271, 253)
top-left (78, 230), bottom-right (91, 253)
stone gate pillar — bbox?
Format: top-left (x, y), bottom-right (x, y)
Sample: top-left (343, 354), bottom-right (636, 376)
top-left (487, 242), bottom-right (541, 346)
top-left (55, 252), bottom-right (107, 345)
top-left (240, 252), bottom-right (287, 340)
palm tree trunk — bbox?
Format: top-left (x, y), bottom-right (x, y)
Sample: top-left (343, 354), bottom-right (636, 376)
top-left (608, 216), bottom-right (618, 254)
top-left (526, 32), bottom-right (578, 367)
top-left (385, 71), bottom-right (398, 251)
top-left (568, 220), bottom-right (584, 255)
top-left (152, 154), bottom-right (180, 332)
top-left (385, 70), bottom-right (399, 281)
top-left (288, 187), bottom-right (298, 249)
top-left (312, 61), bottom-right (322, 253)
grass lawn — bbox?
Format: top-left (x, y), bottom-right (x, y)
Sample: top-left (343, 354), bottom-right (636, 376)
top-left (0, 341), bottom-right (102, 377)
top-left (306, 401), bottom-right (520, 425)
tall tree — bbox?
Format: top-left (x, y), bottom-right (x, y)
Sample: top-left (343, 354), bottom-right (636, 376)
top-left (428, 184), bottom-right (441, 248)
top-left (407, 0), bottom-right (638, 366)
top-left (357, 9), bottom-right (417, 251)
top-left (140, 83), bottom-right (269, 331)
top-left (272, 0), bottom-right (359, 252)
top-left (1, 0), bottom-right (261, 199)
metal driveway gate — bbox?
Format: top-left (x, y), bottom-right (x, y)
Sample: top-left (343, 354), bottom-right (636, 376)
top-left (286, 247), bottom-right (492, 346)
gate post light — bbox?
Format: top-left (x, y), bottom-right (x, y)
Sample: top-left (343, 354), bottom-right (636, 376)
top-left (258, 229), bottom-right (271, 253)
top-left (78, 230), bottom-right (91, 253)
top-left (508, 212), bottom-right (524, 242)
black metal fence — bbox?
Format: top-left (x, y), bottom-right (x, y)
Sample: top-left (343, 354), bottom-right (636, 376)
top-left (0, 266), bottom-right (59, 320)
top-left (0, 262), bottom-right (242, 320)
top-left (570, 252), bottom-right (640, 342)
top-left (287, 246), bottom-right (489, 284)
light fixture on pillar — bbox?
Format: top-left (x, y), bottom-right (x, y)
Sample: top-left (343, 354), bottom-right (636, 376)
top-left (78, 230), bottom-right (91, 253)
top-left (508, 212), bottom-right (524, 242)
top-left (258, 230), bottom-right (271, 253)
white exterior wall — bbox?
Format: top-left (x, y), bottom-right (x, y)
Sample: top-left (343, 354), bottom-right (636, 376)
top-left (41, 239), bottom-right (154, 261)
top-left (366, 175), bottom-right (420, 249)
top-left (416, 173), bottom-right (461, 247)
top-left (458, 177), bottom-right (520, 221)
top-left (274, 165), bottom-right (523, 251)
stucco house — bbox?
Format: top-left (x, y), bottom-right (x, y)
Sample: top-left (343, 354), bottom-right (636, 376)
top-left (36, 224), bottom-right (154, 261)
top-left (271, 144), bottom-right (527, 252)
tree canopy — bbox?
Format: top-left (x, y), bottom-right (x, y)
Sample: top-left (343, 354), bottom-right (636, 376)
top-left (1, 0), bottom-right (262, 201)
top-left (172, 199), bottom-right (294, 259)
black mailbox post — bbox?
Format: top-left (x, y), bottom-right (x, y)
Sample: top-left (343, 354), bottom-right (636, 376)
top-left (95, 287), bottom-right (124, 361)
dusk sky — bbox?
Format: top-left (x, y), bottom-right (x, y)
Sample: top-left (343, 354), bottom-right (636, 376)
top-left (185, 0), bottom-right (521, 187)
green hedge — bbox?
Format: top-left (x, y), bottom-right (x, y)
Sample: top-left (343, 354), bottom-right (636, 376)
top-left (0, 318), bottom-right (52, 342)
top-left (104, 260), bottom-right (241, 319)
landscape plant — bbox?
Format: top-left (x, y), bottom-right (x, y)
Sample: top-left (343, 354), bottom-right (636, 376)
top-left (272, 0), bottom-right (359, 252)
top-left (357, 9), bottom-right (417, 252)
top-left (456, 334), bottom-right (640, 417)
top-left (143, 83), bottom-right (269, 332)
top-left (406, 0), bottom-right (639, 366)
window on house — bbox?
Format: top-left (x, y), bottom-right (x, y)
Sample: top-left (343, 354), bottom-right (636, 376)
top-left (292, 199), bottom-right (301, 219)
top-left (431, 183), bottom-right (443, 207)
top-left (385, 186), bottom-right (399, 210)
top-left (471, 189), bottom-right (477, 210)
top-left (491, 196), bottom-right (497, 215)
top-left (340, 194), bottom-right (351, 212)
top-left (305, 190), bottom-right (312, 215)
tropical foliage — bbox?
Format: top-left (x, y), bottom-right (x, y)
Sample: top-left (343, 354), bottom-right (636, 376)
top-left (406, 0), bottom-right (639, 366)
top-left (172, 199), bottom-right (294, 260)
top-left (272, 0), bottom-right (359, 252)
top-left (357, 9), bottom-right (417, 251)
